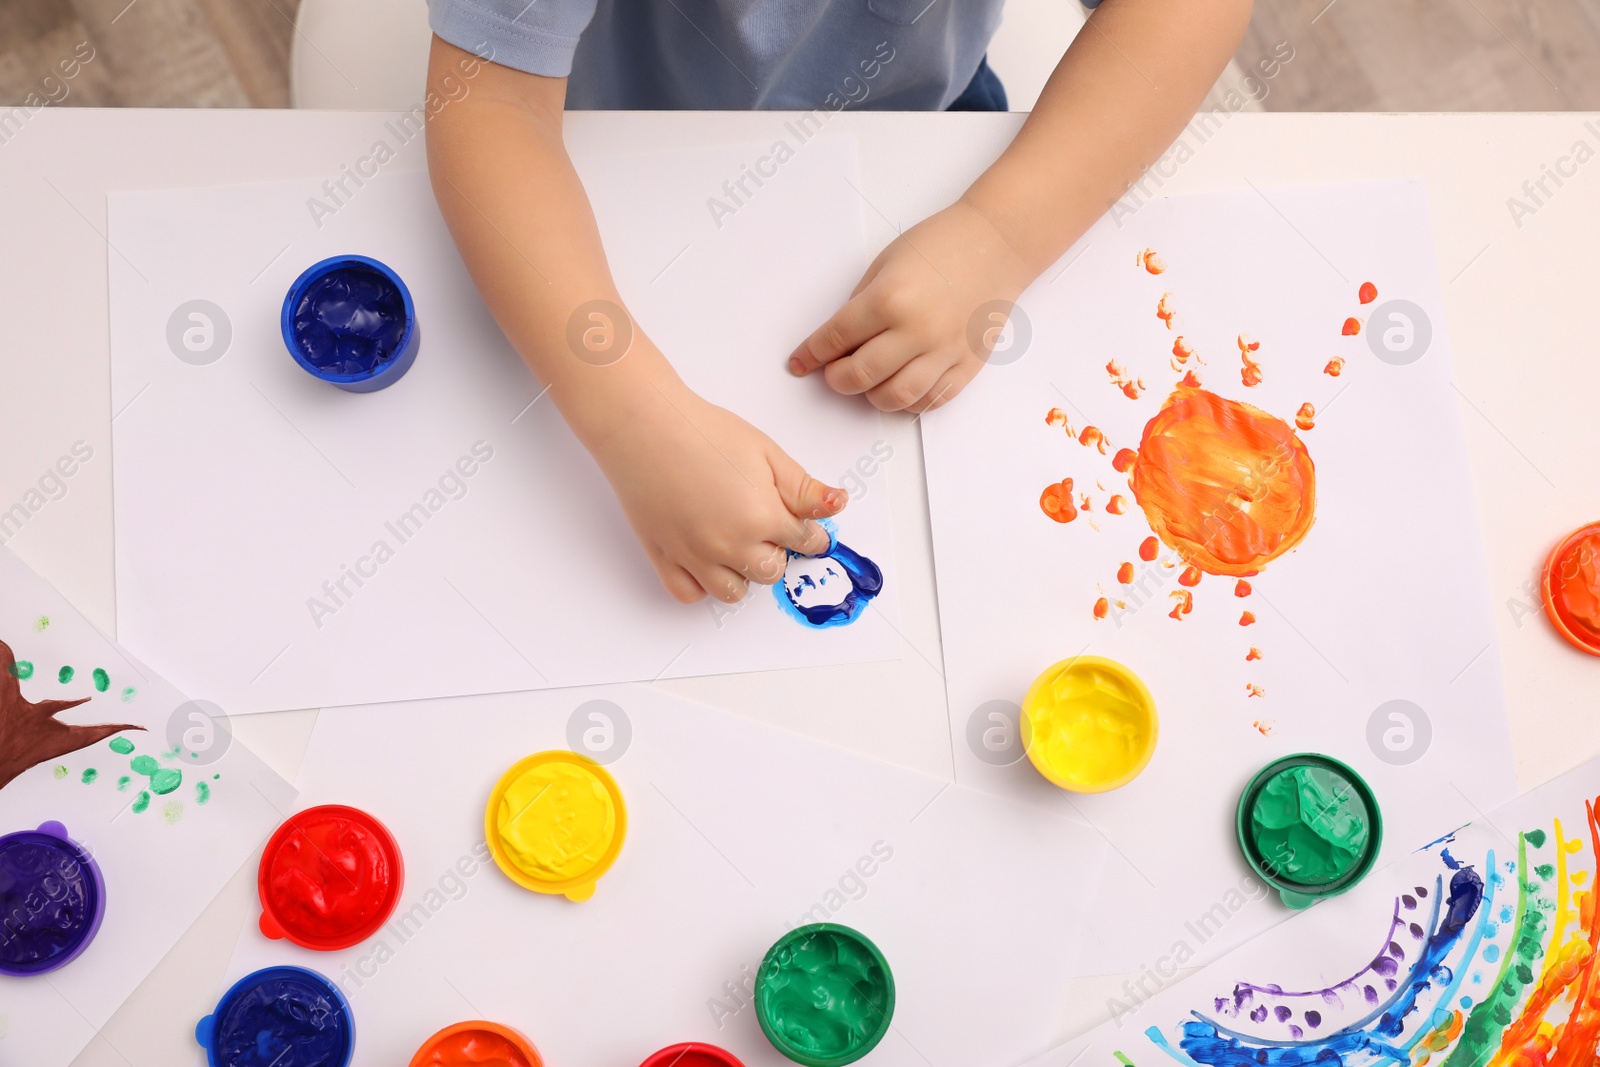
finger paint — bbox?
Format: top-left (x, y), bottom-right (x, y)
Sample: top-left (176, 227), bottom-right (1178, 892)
top-left (409, 1021), bottom-right (541, 1067)
top-left (639, 1043), bottom-right (746, 1067)
top-left (1020, 656), bottom-right (1158, 793)
top-left (1237, 753), bottom-right (1382, 908)
top-left (0, 821), bottom-right (105, 976)
top-left (257, 805), bottom-right (404, 951)
top-left (773, 519), bottom-right (883, 629)
top-left (755, 923), bottom-right (894, 1067)
top-left (1541, 521), bottom-right (1600, 656)
top-left (282, 255), bottom-right (418, 393)
top-left (1129, 386), bottom-right (1316, 577)
top-left (485, 751), bottom-right (625, 902)
top-left (196, 965), bottom-right (354, 1067)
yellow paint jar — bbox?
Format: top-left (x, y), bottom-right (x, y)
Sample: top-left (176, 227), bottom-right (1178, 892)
top-left (1021, 656), bottom-right (1158, 792)
top-left (484, 750), bottom-right (626, 902)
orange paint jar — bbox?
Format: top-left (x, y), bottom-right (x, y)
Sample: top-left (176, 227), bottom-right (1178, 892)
top-left (408, 1021), bottom-right (541, 1067)
top-left (1542, 522), bottom-right (1600, 656)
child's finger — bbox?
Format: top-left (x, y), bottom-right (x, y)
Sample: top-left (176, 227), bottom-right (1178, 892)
top-left (775, 518), bottom-right (831, 557)
top-left (787, 295), bottom-right (883, 376)
top-left (694, 564), bottom-right (749, 605)
top-left (768, 447), bottom-right (847, 522)
top-left (656, 562), bottom-right (707, 604)
top-left (822, 332), bottom-right (919, 396)
top-left (742, 543), bottom-right (790, 586)
top-left (865, 353), bottom-right (946, 412)
top-left (909, 361), bottom-right (980, 414)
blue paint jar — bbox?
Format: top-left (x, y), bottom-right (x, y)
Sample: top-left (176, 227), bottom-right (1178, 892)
top-left (0, 820), bottom-right (106, 977)
top-left (281, 254), bottom-right (419, 393)
top-left (196, 965), bottom-right (356, 1067)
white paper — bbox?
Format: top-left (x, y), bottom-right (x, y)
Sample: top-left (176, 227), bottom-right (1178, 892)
top-left (108, 139), bottom-right (900, 715)
top-left (920, 182), bottom-right (1517, 974)
top-left (221, 684), bottom-right (1108, 1067)
top-left (1018, 757), bottom-right (1600, 1067)
top-left (0, 546), bottom-right (296, 1067)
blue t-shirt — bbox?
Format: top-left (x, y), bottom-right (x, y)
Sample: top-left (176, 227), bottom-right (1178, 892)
top-left (427, 0), bottom-right (1005, 110)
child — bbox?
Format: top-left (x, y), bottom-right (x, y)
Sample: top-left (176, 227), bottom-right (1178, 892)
top-left (424, 0), bottom-right (1252, 607)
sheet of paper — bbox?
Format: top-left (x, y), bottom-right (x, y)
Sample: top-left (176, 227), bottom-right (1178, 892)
top-left (1018, 757), bottom-right (1600, 1067)
top-left (221, 684), bottom-right (1108, 1067)
top-left (108, 139), bottom-right (900, 716)
top-left (0, 546), bottom-right (296, 1067)
top-left (920, 181), bottom-right (1517, 974)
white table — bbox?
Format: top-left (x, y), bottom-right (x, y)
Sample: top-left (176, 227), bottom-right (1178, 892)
top-left (1, 108), bottom-right (1597, 1066)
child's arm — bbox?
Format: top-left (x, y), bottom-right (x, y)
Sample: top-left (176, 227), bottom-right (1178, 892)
top-left (425, 39), bottom-right (843, 606)
top-left (789, 0), bottom-right (1256, 411)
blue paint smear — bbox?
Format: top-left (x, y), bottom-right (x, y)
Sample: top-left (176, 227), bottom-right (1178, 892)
top-left (772, 520), bottom-right (883, 629)
top-left (0, 835), bottom-right (96, 973)
top-left (1153, 864), bottom-right (1486, 1067)
top-left (291, 264), bottom-right (406, 375)
top-left (213, 974), bottom-right (351, 1067)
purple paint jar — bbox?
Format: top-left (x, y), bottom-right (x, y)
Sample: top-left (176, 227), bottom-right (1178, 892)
top-left (0, 821), bottom-right (107, 976)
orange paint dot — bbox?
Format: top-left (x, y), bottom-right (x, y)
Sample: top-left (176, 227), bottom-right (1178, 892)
top-left (1140, 248), bottom-right (1167, 274)
top-left (1168, 590), bottom-right (1193, 620)
top-left (1178, 369), bottom-right (1202, 388)
top-left (1241, 351), bottom-right (1263, 388)
top-left (1240, 610), bottom-right (1257, 626)
top-left (1235, 579), bottom-right (1252, 597)
top-left (1107, 494), bottom-right (1127, 515)
top-left (1156, 293), bottom-right (1176, 328)
top-left (1039, 479), bottom-right (1078, 523)
top-left (1178, 565), bottom-right (1201, 588)
top-left (1237, 334), bottom-right (1260, 353)
top-left (1324, 357), bottom-right (1345, 377)
top-left (1106, 360), bottom-right (1145, 400)
top-left (1246, 646), bottom-right (1262, 661)
top-left (1045, 407), bottom-right (1072, 431)
top-left (1139, 535), bottom-right (1159, 562)
top-left (1295, 402), bottom-right (1315, 431)
top-left (1079, 494), bottom-right (1093, 512)
top-left (1078, 426), bottom-right (1109, 454)
top-left (1359, 281), bottom-right (1378, 304)
top-left (1342, 317), bottom-right (1361, 336)
top-left (1112, 448), bottom-right (1138, 474)
top-left (1171, 336), bottom-right (1195, 365)
top-left (1246, 683), bottom-right (1266, 698)
top-left (1093, 597), bottom-right (1109, 620)
top-left (1117, 562), bottom-right (1135, 584)
top-left (1252, 719), bottom-right (1274, 736)
top-left (1128, 387), bottom-right (1317, 578)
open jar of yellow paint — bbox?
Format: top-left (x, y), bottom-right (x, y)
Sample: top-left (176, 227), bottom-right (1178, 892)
top-left (1020, 656), bottom-right (1158, 792)
top-left (484, 750), bottom-right (627, 902)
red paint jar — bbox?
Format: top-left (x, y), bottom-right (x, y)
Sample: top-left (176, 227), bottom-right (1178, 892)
top-left (639, 1044), bottom-right (747, 1067)
top-left (257, 804), bottom-right (404, 951)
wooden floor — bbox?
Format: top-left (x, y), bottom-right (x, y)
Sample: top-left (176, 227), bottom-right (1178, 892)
top-left (1, 0), bottom-right (1598, 110)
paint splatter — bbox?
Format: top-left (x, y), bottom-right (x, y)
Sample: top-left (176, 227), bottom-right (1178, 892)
top-left (1251, 719), bottom-right (1274, 736)
top-left (116, 775), bottom-right (130, 791)
top-left (1295, 403), bottom-right (1316, 431)
top-left (162, 800), bottom-right (184, 825)
top-left (1140, 536), bottom-right (1159, 562)
top-left (1157, 293), bottom-right (1177, 328)
top-left (1080, 494), bottom-right (1094, 512)
top-left (1238, 335), bottom-right (1263, 388)
top-left (1169, 591), bottom-right (1193, 620)
top-left (1107, 360), bottom-right (1146, 400)
top-left (1342, 316), bottom-right (1362, 336)
top-left (131, 791), bottom-right (150, 814)
top-left (1246, 683), bottom-right (1266, 698)
top-left (9, 660), bottom-right (32, 679)
top-left (1359, 281), bottom-right (1378, 304)
top-left (1079, 426), bottom-right (1109, 454)
top-left (1246, 647), bottom-right (1263, 661)
top-left (57, 666), bottom-right (74, 684)
top-left (1139, 249), bottom-right (1166, 274)
top-left (1040, 479), bottom-right (1078, 523)
top-left (32, 616), bottom-right (48, 632)
top-left (1108, 495), bottom-right (1127, 515)
top-left (1240, 611), bottom-right (1257, 626)
top-left (1046, 407), bottom-right (1074, 435)
top-left (109, 736), bottom-right (134, 755)
top-left (1094, 597), bottom-right (1109, 620)
top-left (1171, 337), bottom-right (1195, 369)
top-left (80, 768), bottom-right (97, 784)
top-left (1179, 566), bottom-right (1202, 588)
top-left (1118, 562), bottom-right (1136, 584)
top-left (121, 686), bottom-right (136, 702)
top-left (130, 754), bottom-right (183, 796)
top-left (92, 668), bottom-right (109, 692)
top-left (1236, 580), bottom-right (1252, 597)
top-left (1113, 448), bottom-right (1138, 474)
top-left (52, 765), bottom-right (68, 779)
top-left (196, 781), bottom-right (211, 805)
top-left (1324, 357), bottom-right (1345, 377)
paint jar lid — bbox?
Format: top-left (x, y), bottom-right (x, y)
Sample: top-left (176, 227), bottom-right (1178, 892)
top-left (257, 804), bottom-right (405, 951)
top-left (0, 821), bottom-right (106, 977)
top-left (409, 1020), bottom-right (542, 1067)
top-left (1020, 655), bottom-right (1159, 793)
top-left (1236, 753), bottom-right (1382, 909)
top-left (754, 922), bottom-right (895, 1067)
top-left (1541, 520), bottom-right (1600, 656)
top-left (196, 965), bottom-right (355, 1067)
top-left (484, 751), bottom-right (626, 902)
top-left (281, 254), bottom-right (419, 393)
top-left (639, 1043), bottom-right (747, 1067)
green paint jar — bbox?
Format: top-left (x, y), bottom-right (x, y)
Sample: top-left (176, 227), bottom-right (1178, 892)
top-left (755, 923), bottom-right (894, 1067)
top-left (1236, 753), bottom-right (1382, 909)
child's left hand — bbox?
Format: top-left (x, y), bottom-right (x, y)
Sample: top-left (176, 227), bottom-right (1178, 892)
top-left (787, 199), bottom-right (1034, 413)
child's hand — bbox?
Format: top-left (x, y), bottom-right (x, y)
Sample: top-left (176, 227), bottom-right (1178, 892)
top-left (588, 377), bottom-right (846, 605)
top-left (787, 199), bottom-right (1033, 413)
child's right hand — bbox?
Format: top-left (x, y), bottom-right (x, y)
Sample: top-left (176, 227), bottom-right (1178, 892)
top-left (584, 374), bottom-right (846, 605)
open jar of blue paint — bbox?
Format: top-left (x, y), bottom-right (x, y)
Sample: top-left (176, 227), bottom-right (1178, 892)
top-left (0, 820), bottom-right (106, 976)
top-left (196, 965), bottom-right (355, 1067)
top-left (281, 254), bottom-right (418, 392)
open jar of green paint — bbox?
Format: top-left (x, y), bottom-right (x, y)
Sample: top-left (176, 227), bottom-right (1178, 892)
top-left (1236, 753), bottom-right (1383, 909)
top-left (754, 923), bottom-right (894, 1067)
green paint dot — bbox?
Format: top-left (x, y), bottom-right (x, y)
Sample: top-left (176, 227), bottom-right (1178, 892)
top-left (117, 776), bottom-right (131, 791)
top-left (131, 791), bottom-right (150, 814)
top-left (213, 773), bottom-right (221, 780)
top-left (52, 765), bottom-right (69, 780)
top-left (109, 736), bottom-right (135, 755)
top-left (57, 665), bottom-right (74, 684)
top-left (196, 781), bottom-right (211, 805)
top-left (33, 616), bottom-right (49, 632)
top-left (1526, 829), bottom-right (1548, 848)
top-left (10, 660), bottom-right (33, 679)
top-left (120, 686), bottom-right (136, 702)
top-left (81, 768), bottom-right (98, 785)
top-left (149, 768), bottom-right (183, 795)
top-left (92, 668), bottom-right (110, 692)
top-left (129, 755), bottom-right (160, 776)
top-left (161, 800), bottom-right (184, 824)
top-left (1536, 864), bottom-right (1555, 880)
